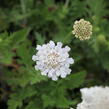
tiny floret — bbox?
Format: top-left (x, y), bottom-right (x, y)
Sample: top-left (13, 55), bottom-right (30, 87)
top-left (72, 19), bottom-right (92, 40)
top-left (32, 41), bottom-right (74, 81)
top-left (76, 86), bottom-right (109, 109)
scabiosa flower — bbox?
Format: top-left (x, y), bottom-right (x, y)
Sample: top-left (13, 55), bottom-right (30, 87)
top-left (76, 86), bottom-right (109, 109)
top-left (72, 19), bottom-right (92, 40)
top-left (32, 41), bottom-right (74, 81)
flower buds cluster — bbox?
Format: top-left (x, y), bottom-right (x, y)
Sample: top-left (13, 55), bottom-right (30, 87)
top-left (72, 19), bottom-right (92, 40)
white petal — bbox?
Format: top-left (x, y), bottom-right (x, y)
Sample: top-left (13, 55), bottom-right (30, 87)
top-left (35, 63), bottom-right (43, 70)
top-left (35, 65), bottom-right (38, 70)
top-left (64, 46), bottom-right (70, 52)
top-left (32, 55), bottom-right (37, 61)
top-left (67, 58), bottom-right (74, 64)
top-left (42, 44), bottom-right (46, 49)
top-left (60, 72), bottom-right (67, 78)
top-left (57, 42), bottom-right (63, 48)
top-left (56, 71), bottom-right (61, 76)
top-left (65, 63), bottom-right (70, 67)
top-left (48, 73), bottom-right (52, 78)
top-left (52, 75), bottom-right (58, 81)
top-left (36, 45), bottom-right (42, 50)
top-left (67, 69), bottom-right (71, 74)
top-left (48, 69), bottom-right (54, 77)
top-left (49, 41), bottom-right (55, 48)
top-left (41, 69), bottom-right (49, 76)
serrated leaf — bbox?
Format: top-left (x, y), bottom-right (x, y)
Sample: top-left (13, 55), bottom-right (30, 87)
top-left (9, 28), bottom-right (31, 48)
top-left (0, 28), bottom-right (30, 64)
top-left (8, 86), bottom-right (37, 109)
top-left (58, 71), bottom-right (86, 89)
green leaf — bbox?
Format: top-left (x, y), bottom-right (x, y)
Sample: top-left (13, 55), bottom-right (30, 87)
top-left (8, 86), bottom-right (37, 109)
top-left (42, 95), bottom-right (55, 107)
top-left (0, 51), bottom-right (14, 64)
top-left (9, 28), bottom-right (31, 48)
top-left (8, 99), bottom-right (22, 109)
top-left (41, 71), bottom-right (86, 108)
top-left (25, 101), bottom-right (38, 109)
top-left (58, 71), bottom-right (86, 89)
top-left (0, 28), bottom-right (30, 64)
top-left (35, 32), bottom-right (46, 45)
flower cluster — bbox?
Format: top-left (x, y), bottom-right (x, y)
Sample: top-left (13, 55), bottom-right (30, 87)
top-left (32, 41), bottom-right (74, 81)
top-left (72, 19), bottom-right (92, 40)
top-left (76, 86), bottom-right (109, 109)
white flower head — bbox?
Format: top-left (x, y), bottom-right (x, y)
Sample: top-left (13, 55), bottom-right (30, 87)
top-left (32, 41), bottom-right (74, 81)
top-left (77, 86), bottom-right (109, 109)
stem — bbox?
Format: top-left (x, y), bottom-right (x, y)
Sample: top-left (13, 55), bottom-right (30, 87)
top-left (64, 0), bottom-right (70, 8)
top-left (20, 0), bottom-right (27, 24)
top-left (20, 0), bottom-right (26, 14)
top-left (64, 31), bottom-right (73, 41)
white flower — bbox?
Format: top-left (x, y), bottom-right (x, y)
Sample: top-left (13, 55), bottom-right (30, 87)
top-left (32, 41), bottom-right (74, 81)
top-left (76, 86), bottom-right (109, 109)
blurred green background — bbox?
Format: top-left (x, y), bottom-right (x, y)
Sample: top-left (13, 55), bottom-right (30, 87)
top-left (0, 0), bottom-right (109, 109)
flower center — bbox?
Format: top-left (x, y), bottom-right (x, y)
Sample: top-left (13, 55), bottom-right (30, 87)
top-left (46, 52), bottom-right (60, 68)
